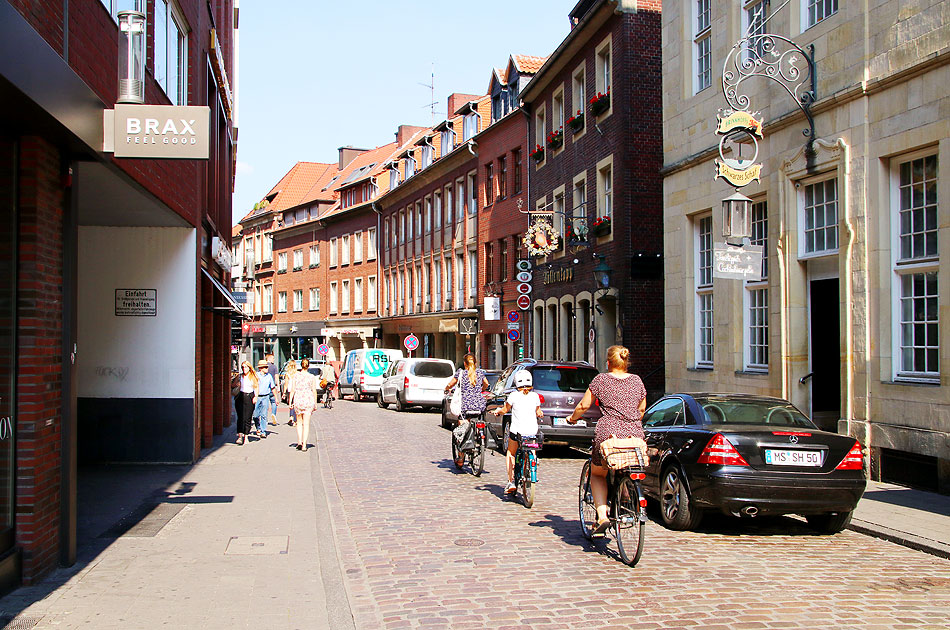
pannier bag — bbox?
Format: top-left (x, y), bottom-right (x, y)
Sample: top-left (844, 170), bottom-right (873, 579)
top-left (600, 436), bottom-right (649, 470)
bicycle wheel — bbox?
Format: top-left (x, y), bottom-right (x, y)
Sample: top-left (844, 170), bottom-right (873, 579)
top-left (614, 477), bottom-right (645, 567)
top-left (520, 454), bottom-right (535, 508)
top-left (472, 433), bottom-right (486, 477)
top-left (578, 461), bottom-right (596, 540)
top-left (451, 436), bottom-right (464, 470)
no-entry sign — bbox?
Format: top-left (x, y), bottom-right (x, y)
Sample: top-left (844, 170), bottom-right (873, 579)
top-left (517, 295), bottom-right (531, 310)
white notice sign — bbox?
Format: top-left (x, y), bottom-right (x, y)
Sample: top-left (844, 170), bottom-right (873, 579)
top-left (115, 289), bottom-right (157, 316)
top-left (713, 243), bottom-right (764, 281)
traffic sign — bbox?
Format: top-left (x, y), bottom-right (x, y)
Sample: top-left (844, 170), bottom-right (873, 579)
top-left (506, 311), bottom-right (520, 323)
top-left (588, 328), bottom-right (596, 343)
top-left (517, 295), bottom-right (531, 310)
top-left (506, 322), bottom-right (520, 330)
top-left (516, 271), bottom-right (532, 283)
top-left (317, 343), bottom-right (330, 356)
top-left (507, 329), bottom-right (521, 342)
top-left (404, 334), bottom-right (419, 352)
top-left (516, 259), bottom-right (531, 272)
top-left (517, 283), bottom-right (532, 294)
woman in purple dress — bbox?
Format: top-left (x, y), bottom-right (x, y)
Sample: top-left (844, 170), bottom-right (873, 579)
top-left (566, 345), bottom-right (646, 534)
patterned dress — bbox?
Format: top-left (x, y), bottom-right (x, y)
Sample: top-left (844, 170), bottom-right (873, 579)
top-left (292, 370), bottom-right (317, 412)
top-left (455, 368), bottom-right (487, 415)
top-left (588, 373), bottom-right (647, 466)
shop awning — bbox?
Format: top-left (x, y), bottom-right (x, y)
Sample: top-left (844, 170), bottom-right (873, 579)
top-left (201, 267), bottom-right (248, 320)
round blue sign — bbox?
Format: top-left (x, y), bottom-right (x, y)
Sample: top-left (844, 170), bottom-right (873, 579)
top-left (317, 343), bottom-right (330, 356)
top-left (404, 334), bottom-right (419, 351)
top-left (507, 311), bottom-right (520, 323)
top-left (507, 329), bottom-right (520, 342)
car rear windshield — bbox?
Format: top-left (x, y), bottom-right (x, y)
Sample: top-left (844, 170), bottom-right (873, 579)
top-left (696, 398), bottom-right (816, 428)
top-left (411, 361), bottom-right (454, 378)
top-left (530, 367), bottom-right (598, 393)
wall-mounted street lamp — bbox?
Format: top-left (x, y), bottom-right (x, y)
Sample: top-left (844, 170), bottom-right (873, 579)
top-left (592, 254), bottom-right (612, 291)
top-left (721, 190), bottom-right (753, 245)
top-left (117, 10), bottom-right (147, 104)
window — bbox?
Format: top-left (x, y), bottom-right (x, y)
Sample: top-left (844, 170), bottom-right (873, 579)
top-left (802, 178), bottom-right (838, 255)
top-left (293, 289), bottom-right (303, 312)
top-left (440, 128), bottom-right (455, 156)
top-left (405, 154), bottom-right (416, 179)
top-left (499, 239), bottom-right (509, 282)
top-left (434, 193), bottom-right (442, 230)
top-left (329, 237), bottom-right (338, 267)
top-left (420, 144), bottom-right (433, 169)
top-left (254, 285), bottom-right (261, 315)
top-left (595, 37), bottom-right (612, 108)
top-left (805, 0), bottom-right (837, 28)
top-left (278, 291), bottom-right (287, 313)
top-left (468, 173), bottom-right (477, 216)
top-left (354, 278), bottom-right (363, 312)
top-left (262, 234), bottom-right (273, 262)
top-left (413, 266), bottom-right (422, 309)
top-left (509, 76), bottom-right (520, 111)
top-left (513, 149), bottom-right (522, 194)
top-left (399, 211), bottom-right (406, 244)
top-left (309, 244), bottom-right (320, 268)
top-left (422, 265), bottom-right (430, 310)
top-left (446, 258), bottom-right (454, 308)
top-left (597, 161), bottom-right (612, 219)
top-left (485, 163), bottom-right (494, 203)
top-left (743, 1), bottom-right (768, 58)
top-left (354, 232), bottom-right (363, 263)
top-left (485, 243), bottom-right (494, 284)
top-left (293, 249), bottom-right (303, 271)
top-left (573, 176), bottom-right (587, 236)
top-left (425, 198), bottom-right (432, 233)
top-left (155, 0), bottom-right (188, 105)
top-left (309, 288), bottom-right (320, 311)
top-left (367, 276), bottom-right (377, 311)
top-left (416, 203), bottom-right (423, 237)
top-left (341, 279), bottom-right (350, 313)
top-left (330, 281), bottom-right (338, 314)
top-left (446, 185), bottom-right (454, 226)
top-left (456, 252), bottom-right (465, 305)
top-left (694, 0), bottom-right (712, 93)
top-left (572, 64), bottom-right (586, 129)
top-left (554, 191), bottom-right (566, 245)
top-left (463, 112), bottom-right (480, 141)
top-left (553, 87), bottom-right (565, 133)
top-left (468, 249), bottom-right (478, 298)
top-left (745, 201), bottom-right (769, 370)
top-left (535, 106), bottom-right (546, 156)
top-left (433, 261), bottom-right (442, 311)
top-left (367, 227), bottom-right (377, 260)
top-left (498, 156), bottom-right (507, 199)
top-left (696, 214), bottom-right (713, 367)
top-left (894, 153), bottom-right (939, 380)
top-left (406, 207), bottom-right (414, 241)
top-left (457, 179), bottom-right (466, 222)
top-left (277, 252), bottom-right (287, 273)
top-left (397, 273), bottom-right (404, 311)
top-left (341, 234), bottom-right (350, 265)
top-left (389, 166), bottom-right (400, 189)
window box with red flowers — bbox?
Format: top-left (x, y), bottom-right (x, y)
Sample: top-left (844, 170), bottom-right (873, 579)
top-left (546, 127), bottom-right (564, 150)
top-left (566, 111), bottom-right (584, 133)
top-left (530, 144), bottom-right (545, 163)
top-left (589, 88), bottom-right (610, 117)
top-left (591, 214), bottom-right (612, 237)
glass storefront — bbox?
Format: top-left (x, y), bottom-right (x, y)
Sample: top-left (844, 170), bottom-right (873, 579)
top-left (0, 137), bottom-right (16, 554)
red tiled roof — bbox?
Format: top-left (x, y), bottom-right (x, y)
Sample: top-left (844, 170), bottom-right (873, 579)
top-left (240, 161), bottom-right (335, 222)
top-left (511, 54), bottom-right (548, 74)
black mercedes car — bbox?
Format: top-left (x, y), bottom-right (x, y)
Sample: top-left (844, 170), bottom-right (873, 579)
top-left (641, 393), bottom-right (866, 533)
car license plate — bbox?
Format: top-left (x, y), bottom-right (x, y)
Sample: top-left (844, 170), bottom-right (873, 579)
top-left (765, 449), bottom-right (823, 466)
top-left (553, 417), bottom-right (585, 427)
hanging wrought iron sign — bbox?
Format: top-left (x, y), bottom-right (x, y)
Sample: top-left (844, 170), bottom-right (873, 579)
top-left (522, 219), bottom-right (560, 257)
top-left (715, 123), bottom-right (763, 188)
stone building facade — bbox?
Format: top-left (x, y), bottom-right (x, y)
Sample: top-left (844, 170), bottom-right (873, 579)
top-left (662, 0), bottom-right (950, 491)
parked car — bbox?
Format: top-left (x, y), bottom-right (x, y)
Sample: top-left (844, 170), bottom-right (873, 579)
top-left (440, 369), bottom-right (502, 428)
top-left (485, 359), bottom-right (601, 449)
top-left (640, 393), bottom-right (867, 533)
top-left (337, 348), bottom-right (404, 401)
top-left (378, 358), bottom-right (456, 411)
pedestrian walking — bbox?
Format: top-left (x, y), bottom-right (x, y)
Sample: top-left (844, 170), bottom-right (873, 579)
top-left (443, 353), bottom-right (490, 466)
top-left (235, 361), bottom-right (257, 445)
top-left (266, 352), bottom-right (279, 426)
top-left (566, 344), bottom-right (646, 534)
top-left (290, 358), bottom-right (318, 452)
top-left (252, 359), bottom-right (279, 439)
top-left (282, 360), bottom-right (298, 427)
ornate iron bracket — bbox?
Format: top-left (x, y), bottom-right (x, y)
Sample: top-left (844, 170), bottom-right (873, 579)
top-left (722, 31), bottom-right (817, 140)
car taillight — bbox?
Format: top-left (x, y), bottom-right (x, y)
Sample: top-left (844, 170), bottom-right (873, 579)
top-left (537, 393), bottom-right (544, 404)
top-left (835, 441), bottom-right (864, 470)
top-left (360, 375), bottom-right (365, 385)
top-left (404, 376), bottom-right (409, 389)
top-left (697, 434), bottom-right (750, 466)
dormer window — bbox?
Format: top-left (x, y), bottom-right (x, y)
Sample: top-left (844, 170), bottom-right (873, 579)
top-left (491, 88), bottom-right (509, 123)
top-left (508, 78), bottom-right (520, 110)
top-left (463, 112), bottom-right (480, 141)
top-left (440, 128), bottom-right (456, 156)
top-left (405, 154), bottom-right (417, 178)
top-left (389, 164), bottom-right (400, 189)
top-left (420, 143), bottom-right (433, 169)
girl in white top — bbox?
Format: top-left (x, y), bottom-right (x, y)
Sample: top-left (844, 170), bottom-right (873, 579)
top-left (491, 370), bottom-right (542, 495)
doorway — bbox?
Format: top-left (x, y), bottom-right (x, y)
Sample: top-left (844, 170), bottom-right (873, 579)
top-left (809, 278), bottom-right (841, 432)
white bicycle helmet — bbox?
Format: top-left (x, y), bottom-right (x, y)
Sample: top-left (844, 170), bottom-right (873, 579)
top-left (514, 370), bottom-right (533, 388)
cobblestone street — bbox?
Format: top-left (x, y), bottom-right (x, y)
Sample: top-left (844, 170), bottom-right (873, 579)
top-left (318, 400), bottom-right (950, 630)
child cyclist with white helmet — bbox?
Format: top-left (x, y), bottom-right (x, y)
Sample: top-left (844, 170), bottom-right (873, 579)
top-left (491, 370), bottom-right (543, 495)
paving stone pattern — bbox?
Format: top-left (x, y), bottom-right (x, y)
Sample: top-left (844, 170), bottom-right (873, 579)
top-left (319, 401), bottom-right (950, 630)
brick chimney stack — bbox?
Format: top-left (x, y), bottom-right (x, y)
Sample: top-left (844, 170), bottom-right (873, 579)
top-left (338, 146), bottom-right (369, 170)
top-left (446, 93), bottom-right (483, 116)
top-left (395, 125), bottom-right (428, 146)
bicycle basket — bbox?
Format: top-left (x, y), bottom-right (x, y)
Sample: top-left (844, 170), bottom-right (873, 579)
top-left (520, 432), bottom-right (542, 449)
top-left (600, 437), bottom-right (648, 470)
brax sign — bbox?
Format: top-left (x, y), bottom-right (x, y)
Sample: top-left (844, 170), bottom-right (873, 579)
top-left (109, 104), bottom-right (210, 159)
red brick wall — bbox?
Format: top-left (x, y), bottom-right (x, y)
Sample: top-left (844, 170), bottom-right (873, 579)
top-left (15, 137), bottom-right (65, 583)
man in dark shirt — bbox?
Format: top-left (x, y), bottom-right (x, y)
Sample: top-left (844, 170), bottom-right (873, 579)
top-left (266, 352), bottom-right (279, 425)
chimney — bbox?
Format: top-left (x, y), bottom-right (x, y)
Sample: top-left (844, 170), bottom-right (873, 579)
top-left (338, 146), bottom-right (369, 170)
top-left (395, 125), bottom-right (427, 146)
top-left (446, 93), bottom-right (483, 117)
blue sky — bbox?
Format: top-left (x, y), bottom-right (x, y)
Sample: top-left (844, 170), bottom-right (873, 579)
top-left (232, 1), bottom-right (577, 225)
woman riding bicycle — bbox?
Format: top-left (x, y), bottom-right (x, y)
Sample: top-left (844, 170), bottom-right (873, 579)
top-left (443, 353), bottom-right (490, 465)
top-left (566, 345), bottom-right (646, 535)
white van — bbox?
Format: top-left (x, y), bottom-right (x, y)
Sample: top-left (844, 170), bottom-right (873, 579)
top-left (338, 348), bottom-right (404, 401)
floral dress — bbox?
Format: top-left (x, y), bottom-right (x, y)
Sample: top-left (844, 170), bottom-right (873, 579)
top-left (291, 370), bottom-right (317, 411)
top-left (588, 373), bottom-right (647, 466)
top-left (455, 368), bottom-right (487, 415)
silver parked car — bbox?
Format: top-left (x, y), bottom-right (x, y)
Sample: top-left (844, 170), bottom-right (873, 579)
top-left (377, 358), bottom-right (456, 411)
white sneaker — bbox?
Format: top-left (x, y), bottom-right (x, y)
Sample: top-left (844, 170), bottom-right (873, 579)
top-left (505, 482), bottom-right (516, 494)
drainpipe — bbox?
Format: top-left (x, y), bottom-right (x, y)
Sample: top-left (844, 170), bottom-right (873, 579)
top-left (372, 197), bottom-right (382, 343)
top-left (838, 138), bottom-right (854, 434)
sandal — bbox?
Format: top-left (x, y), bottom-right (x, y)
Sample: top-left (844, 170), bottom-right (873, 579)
top-left (592, 519), bottom-right (611, 536)
top-left (236, 435), bottom-right (245, 446)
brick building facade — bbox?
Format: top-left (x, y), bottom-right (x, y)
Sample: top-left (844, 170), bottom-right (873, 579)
top-left (1, 0), bottom-right (237, 588)
top-left (522, 0), bottom-right (664, 393)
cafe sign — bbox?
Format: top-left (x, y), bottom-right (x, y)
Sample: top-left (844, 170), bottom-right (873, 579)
top-left (104, 104), bottom-right (210, 159)
top-left (713, 243), bottom-right (764, 281)
top-left (714, 110), bottom-right (762, 190)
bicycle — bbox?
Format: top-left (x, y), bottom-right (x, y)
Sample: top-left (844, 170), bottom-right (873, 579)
top-left (452, 410), bottom-right (487, 476)
top-left (320, 381), bottom-right (335, 409)
top-left (578, 446), bottom-right (648, 566)
top-left (511, 433), bottom-right (541, 508)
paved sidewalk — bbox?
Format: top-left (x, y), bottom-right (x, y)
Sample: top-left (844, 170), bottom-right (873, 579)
top-left (850, 480), bottom-right (950, 559)
top-left (0, 409), bottom-right (350, 630)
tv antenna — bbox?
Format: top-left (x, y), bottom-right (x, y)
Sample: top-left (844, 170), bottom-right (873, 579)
top-left (419, 63), bottom-right (442, 122)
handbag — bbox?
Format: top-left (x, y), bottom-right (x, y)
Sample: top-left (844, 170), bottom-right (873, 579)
top-left (449, 386), bottom-right (462, 417)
